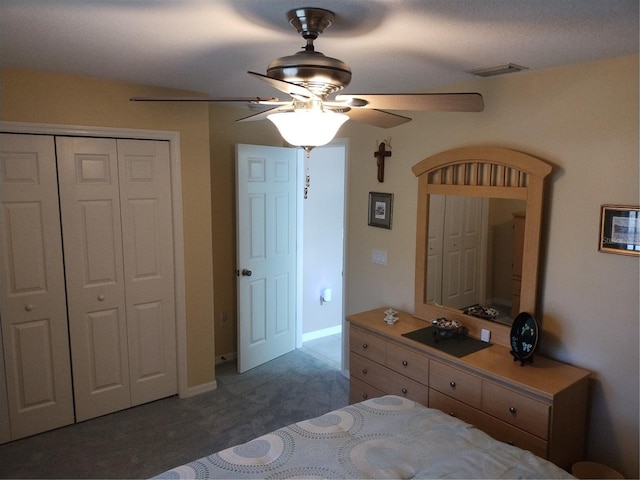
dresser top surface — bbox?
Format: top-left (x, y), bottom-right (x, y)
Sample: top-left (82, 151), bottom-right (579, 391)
top-left (348, 307), bottom-right (590, 398)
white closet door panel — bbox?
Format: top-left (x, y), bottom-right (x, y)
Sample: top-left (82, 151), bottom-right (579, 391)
top-left (56, 136), bottom-right (130, 421)
top-left (0, 133), bottom-right (74, 439)
top-left (117, 139), bottom-right (176, 405)
top-left (442, 196), bottom-right (484, 309)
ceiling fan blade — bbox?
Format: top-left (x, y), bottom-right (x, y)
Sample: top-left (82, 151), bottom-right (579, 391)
top-left (247, 71), bottom-right (320, 102)
top-left (130, 96), bottom-right (281, 103)
top-left (335, 93), bottom-right (484, 112)
top-left (236, 105), bottom-right (294, 123)
top-left (345, 108), bottom-right (412, 128)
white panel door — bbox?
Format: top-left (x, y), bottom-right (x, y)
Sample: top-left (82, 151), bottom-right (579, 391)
top-left (236, 144), bottom-right (297, 373)
top-left (442, 196), bottom-right (487, 309)
top-left (117, 139), bottom-right (176, 406)
top-left (56, 136), bottom-right (131, 422)
top-left (0, 133), bottom-right (74, 439)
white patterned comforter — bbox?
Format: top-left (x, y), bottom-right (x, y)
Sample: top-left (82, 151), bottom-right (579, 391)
top-left (154, 395), bottom-right (574, 479)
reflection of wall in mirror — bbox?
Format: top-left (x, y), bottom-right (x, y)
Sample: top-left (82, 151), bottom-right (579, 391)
top-left (487, 199), bottom-right (526, 309)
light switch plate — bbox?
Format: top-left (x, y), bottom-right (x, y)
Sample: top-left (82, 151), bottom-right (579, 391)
top-left (372, 249), bottom-right (388, 265)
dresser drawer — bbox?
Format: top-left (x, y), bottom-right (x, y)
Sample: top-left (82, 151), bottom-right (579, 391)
top-left (349, 352), bottom-right (390, 393)
top-left (429, 389), bottom-right (481, 426)
top-left (349, 377), bottom-right (385, 404)
top-left (385, 342), bottom-right (429, 385)
top-left (350, 352), bottom-right (429, 405)
top-left (482, 382), bottom-right (550, 439)
top-left (430, 390), bottom-right (548, 459)
top-left (350, 326), bottom-right (386, 361)
top-left (474, 413), bottom-right (548, 459)
top-left (383, 373), bottom-right (429, 406)
top-left (430, 360), bottom-right (481, 408)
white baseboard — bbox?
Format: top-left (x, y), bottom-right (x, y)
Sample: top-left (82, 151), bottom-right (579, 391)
top-left (180, 380), bottom-right (217, 398)
top-left (302, 325), bottom-right (342, 343)
top-left (215, 352), bottom-right (237, 365)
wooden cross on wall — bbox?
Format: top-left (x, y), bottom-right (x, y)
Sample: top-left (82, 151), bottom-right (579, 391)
top-left (374, 140), bottom-right (392, 182)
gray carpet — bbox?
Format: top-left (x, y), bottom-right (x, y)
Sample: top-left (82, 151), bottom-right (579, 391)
top-left (0, 349), bottom-right (349, 479)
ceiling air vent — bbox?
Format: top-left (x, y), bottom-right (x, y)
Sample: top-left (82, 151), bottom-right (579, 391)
top-left (467, 63), bottom-right (529, 77)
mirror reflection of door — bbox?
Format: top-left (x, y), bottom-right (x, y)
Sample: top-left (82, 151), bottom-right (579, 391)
top-left (428, 195), bottom-right (527, 321)
top-left (432, 195), bottom-right (488, 309)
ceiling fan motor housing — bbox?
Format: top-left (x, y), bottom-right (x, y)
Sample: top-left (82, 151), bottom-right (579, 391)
top-left (266, 7), bottom-right (352, 97)
top-left (267, 51), bottom-right (352, 96)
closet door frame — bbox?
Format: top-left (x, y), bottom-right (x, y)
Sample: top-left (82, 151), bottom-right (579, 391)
top-left (0, 121), bottom-right (191, 399)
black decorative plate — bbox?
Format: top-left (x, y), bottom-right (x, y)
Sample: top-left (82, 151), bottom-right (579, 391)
top-left (510, 312), bottom-right (539, 365)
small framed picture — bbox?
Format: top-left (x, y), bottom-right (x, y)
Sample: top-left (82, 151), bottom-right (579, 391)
top-left (368, 192), bottom-right (393, 229)
top-left (599, 205), bottom-right (640, 256)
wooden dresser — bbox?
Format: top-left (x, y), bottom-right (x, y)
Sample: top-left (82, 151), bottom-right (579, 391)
top-left (348, 307), bottom-right (590, 471)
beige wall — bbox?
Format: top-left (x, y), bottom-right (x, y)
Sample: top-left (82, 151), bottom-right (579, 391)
top-left (340, 55), bottom-right (638, 477)
top-left (0, 68), bottom-right (215, 388)
top-left (209, 55), bottom-right (638, 477)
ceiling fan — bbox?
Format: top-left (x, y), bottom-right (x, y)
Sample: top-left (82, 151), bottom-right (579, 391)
top-left (131, 7), bottom-right (484, 149)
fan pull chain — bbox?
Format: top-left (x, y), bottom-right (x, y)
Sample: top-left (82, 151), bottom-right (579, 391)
top-left (304, 150), bottom-right (311, 199)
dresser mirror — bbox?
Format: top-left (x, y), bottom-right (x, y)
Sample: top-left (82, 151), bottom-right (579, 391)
top-left (412, 147), bottom-right (552, 346)
top-left (427, 194), bottom-right (526, 325)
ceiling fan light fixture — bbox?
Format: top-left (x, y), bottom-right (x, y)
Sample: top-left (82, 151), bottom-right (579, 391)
top-left (267, 109), bottom-right (348, 149)
top-left (467, 63), bottom-right (529, 77)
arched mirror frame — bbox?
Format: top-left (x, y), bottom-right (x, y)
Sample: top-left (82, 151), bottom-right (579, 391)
top-left (412, 146), bottom-right (552, 347)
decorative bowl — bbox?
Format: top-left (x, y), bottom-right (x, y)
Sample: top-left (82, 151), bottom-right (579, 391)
top-left (430, 317), bottom-right (467, 342)
top-left (431, 317), bottom-right (462, 331)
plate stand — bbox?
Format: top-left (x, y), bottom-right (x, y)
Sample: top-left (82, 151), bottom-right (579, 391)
top-left (510, 350), bottom-right (534, 366)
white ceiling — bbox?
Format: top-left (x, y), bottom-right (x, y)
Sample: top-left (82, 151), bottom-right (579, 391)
top-left (1, 0), bottom-right (638, 100)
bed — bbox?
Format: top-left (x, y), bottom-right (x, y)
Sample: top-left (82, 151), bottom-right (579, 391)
top-left (154, 395), bottom-right (574, 479)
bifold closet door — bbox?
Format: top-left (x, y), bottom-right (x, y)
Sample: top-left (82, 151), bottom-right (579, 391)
top-left (0, 133), bottom-right (74, 439)
top-left (56, 136), bottom-right (176, 422)
top-left (57, 137), bottom-right (131, 421)
top-left (117, 139), bottom-right (176, 407)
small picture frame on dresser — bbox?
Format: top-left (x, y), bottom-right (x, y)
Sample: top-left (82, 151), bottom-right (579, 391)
top-left (599, 205), bottom-right (640, 256)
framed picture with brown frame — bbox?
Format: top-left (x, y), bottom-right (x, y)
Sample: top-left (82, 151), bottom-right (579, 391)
top-left (599, 204), bottom-right (640, 256)
top-left (368, 192), bottom-right (393, 229)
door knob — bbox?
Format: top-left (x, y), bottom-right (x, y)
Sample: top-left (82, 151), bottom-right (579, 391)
top-left (241, 269), bottom-right (252, 277)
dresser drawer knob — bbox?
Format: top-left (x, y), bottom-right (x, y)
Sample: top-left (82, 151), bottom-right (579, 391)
top-left (362, 394), bottom-right (368, 399)
top-left (507, 440), bottom-right (514, 446)
top-left (448, 412), bottom-right (455, 417)
top-left (449, 381), bottom-right (456, 388)
top-left (362, 369), bottom-right (368, 375)
top-left (362, 343), bottom-right (368, 349)
top-left (509, 406), bottom-right (517, 415)
top-left (401, 388), bottom-right (408, 394)
top-left (402, 361), bottom-right (408, 367)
